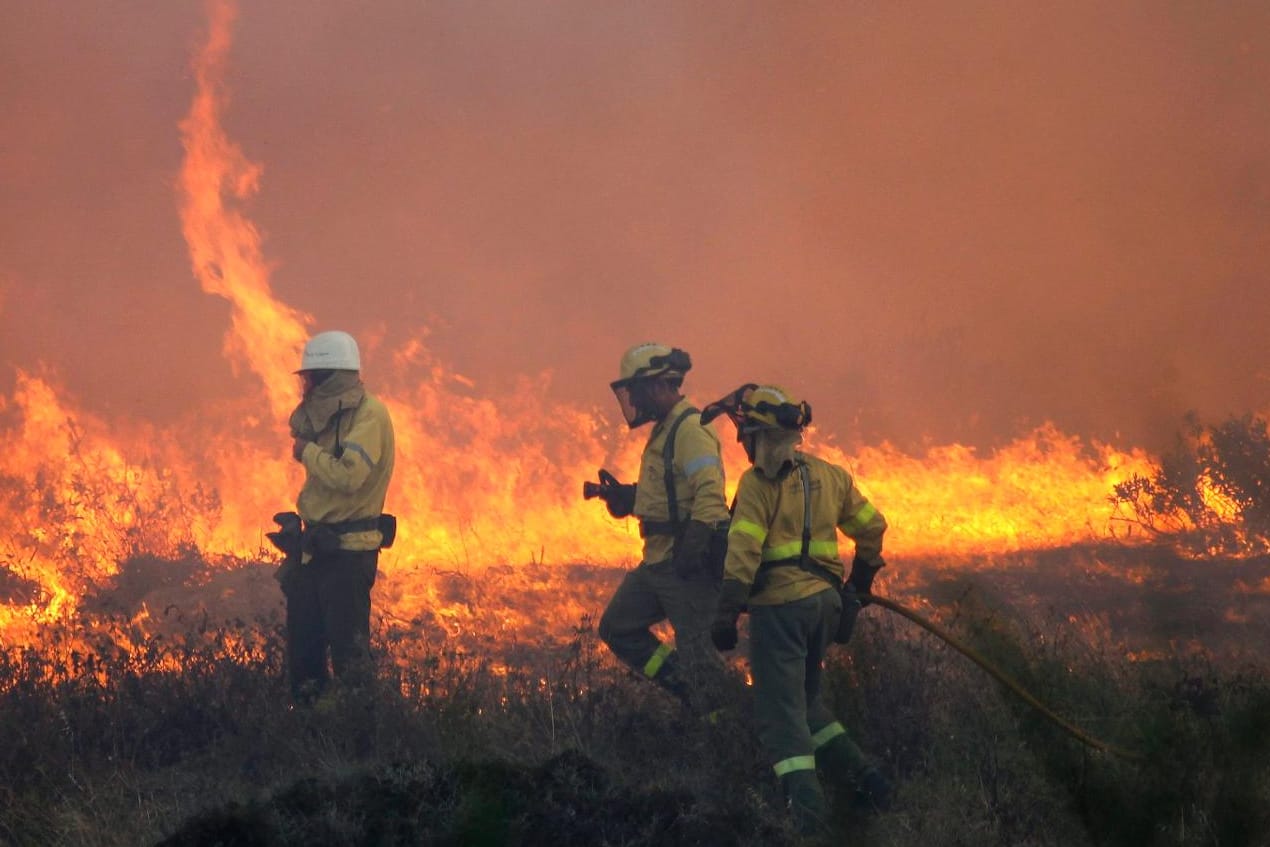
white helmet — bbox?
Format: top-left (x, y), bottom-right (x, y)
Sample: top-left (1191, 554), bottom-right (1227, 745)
top-left (297, 330), bottom-right (361, 372)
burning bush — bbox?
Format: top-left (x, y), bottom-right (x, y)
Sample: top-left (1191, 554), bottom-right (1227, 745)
top-left (1112, 413), bottom-right (1270, 556)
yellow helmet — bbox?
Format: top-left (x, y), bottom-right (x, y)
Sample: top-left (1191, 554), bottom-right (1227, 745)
top-left (702, 383), bottom-right (812, 433)
top-left (740, 385), bottom-right (811, 431)
top-left (610, 343), bottom-right (692, 428)
top-left (611, 343), bottom-right (692, 388)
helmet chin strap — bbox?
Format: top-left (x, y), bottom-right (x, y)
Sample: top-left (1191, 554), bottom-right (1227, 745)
top-left (649, 379), bottom-right (682, 418)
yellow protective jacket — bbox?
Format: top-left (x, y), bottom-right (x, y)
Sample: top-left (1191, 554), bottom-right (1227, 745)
top-left (633, 398), bottom-right (730, 565)
top-left (296, 392), bottom-right (396, 552)
top-left (725, 451), bottom-right (886, 606)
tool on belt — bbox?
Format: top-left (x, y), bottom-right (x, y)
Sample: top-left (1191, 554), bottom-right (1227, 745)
top-left (266, 511), bottom-right (397, 583)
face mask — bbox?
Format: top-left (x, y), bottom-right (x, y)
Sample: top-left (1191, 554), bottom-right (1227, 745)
top-left (751, 428), bottom-right (801, 478)
top-left (611, 380), bottom-right (659, 428)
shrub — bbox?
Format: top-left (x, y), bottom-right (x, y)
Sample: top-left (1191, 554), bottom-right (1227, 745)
top-left (1112, 413), bottom-right (1270, 555)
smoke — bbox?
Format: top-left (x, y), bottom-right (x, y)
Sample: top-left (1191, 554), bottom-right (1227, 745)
top-left (1, 1), bottom-right (1268, 451)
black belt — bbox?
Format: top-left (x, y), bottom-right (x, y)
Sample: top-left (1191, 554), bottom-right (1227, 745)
top-left (753, 556), bottom-right (840, 593)
top-left (639, 518), bottom-right (681, 538)
top-left (305, 516), bottom-right (381, 535)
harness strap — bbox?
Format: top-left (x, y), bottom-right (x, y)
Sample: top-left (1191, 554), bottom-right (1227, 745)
top-left (754, 461), bottom-right (841, 592)
top-left (331, 404), bottom-right (348, 459)
top-left (662, 406), bottom-right (698, 529)
top-left (638, 406), bottom-right (698, 538)
top-left (798, 462), bottom-right (813, 568)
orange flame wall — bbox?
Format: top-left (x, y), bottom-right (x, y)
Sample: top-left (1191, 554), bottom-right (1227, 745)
top-left (0, 360), bottom-right (1157, 645)
top-left (0, 1), bottom-right (1167, 649)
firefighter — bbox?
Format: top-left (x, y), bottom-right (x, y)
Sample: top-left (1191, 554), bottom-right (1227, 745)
top-left (272, 330), bottom-right (396, 704)
top-left (589, 343), bottom-right (731, 712)
top-left (704, 384), bottom-right (890, 836)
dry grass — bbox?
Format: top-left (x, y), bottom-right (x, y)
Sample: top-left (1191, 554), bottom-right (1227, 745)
top-left (2, 545), bottom-right (1270, 846)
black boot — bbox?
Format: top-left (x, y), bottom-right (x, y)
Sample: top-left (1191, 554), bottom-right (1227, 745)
top-left (815, 731), bottom-right (891, 812)
top-left (650, 650), bottom-right (694, 709)
top-left (779, 770), bottom-right (829, 837)
top-left (854, 765), bottom-right (892, 812)
top-left (814, 730), bottom-right (867, 783)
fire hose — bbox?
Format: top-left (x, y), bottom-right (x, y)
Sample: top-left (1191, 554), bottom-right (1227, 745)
top-left (868, 594), bottom-right (1144, 762)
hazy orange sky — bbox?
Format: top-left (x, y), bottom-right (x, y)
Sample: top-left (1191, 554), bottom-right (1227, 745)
top-left (2, 1), bottom-right (1268, 452)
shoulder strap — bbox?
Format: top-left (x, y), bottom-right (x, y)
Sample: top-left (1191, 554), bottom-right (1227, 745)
top-left (795, 460), bottom-right (841, 587)
top-left (662, 406), bottom-right (698, 529)
top-left (753, 460), bottom-right (840, 592)
top-left (797, 461), bottom-right (813, 567)
top-left (332, 404), bottom-right (349, 459)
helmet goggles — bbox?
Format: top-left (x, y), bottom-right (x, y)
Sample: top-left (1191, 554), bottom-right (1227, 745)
top-left (701, 383), bottom-right (812, 437)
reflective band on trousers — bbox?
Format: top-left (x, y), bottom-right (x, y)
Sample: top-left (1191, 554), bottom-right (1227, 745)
top-left (773, 755), bottom-right (818, 777)
top-left (643, 643), bottom-right (673, 679)
top-left (839, 502), bottom-right (879, 535)
top-left (811, 721), bottom-right (846, 749)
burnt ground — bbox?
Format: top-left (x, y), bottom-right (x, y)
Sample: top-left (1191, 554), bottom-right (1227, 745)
top-left (892, 544), bottom-right (1270, 666)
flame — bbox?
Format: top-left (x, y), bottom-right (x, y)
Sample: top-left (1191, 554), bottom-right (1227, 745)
top-left (814, 425), bottom-right (1158, 556)
top-left (0, 0), bottom-right (1226, 666)
top-left (178, 0), bottom-right (311, 420)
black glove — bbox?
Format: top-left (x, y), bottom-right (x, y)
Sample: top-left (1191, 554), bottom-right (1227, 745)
top-left (267, 511), bottom-right (303, 587)
top-left (266, 511), bottom-right (302, 558)
top-left (835, 584), bottom-right (863, 643)
top-left (604, 483), bottom-right (637, 518)
top-left (587, 469), bottom-right (636, 518)
top-left (711, 579), bottom-right (750, 651)
top-left (846, 554), bottom-right (884, 606)
top-left (672, 519), bottom-right (714, 580)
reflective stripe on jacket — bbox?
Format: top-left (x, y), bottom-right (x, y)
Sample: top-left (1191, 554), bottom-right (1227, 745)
top-left (297, 392), bottom-right (396, 551)
top-left (633, 398), bottom-right (729, 564)
top-left (725, 451), bottom-right (886, 606)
